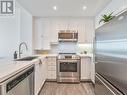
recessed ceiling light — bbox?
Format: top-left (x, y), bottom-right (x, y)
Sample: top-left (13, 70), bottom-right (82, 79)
top-left (53, 6), bottom-right (58, 11)
top-left (83, 6), bottom-right (87, 10)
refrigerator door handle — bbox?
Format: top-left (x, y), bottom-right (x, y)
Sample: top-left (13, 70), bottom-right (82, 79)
top-left (95, 74), bottom-right (123, 95)
top-left (96, 75), bottom-right (117, 95)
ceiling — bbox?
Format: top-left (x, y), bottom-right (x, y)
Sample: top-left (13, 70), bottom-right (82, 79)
top-left (17, 0), bottom-right (111, 17)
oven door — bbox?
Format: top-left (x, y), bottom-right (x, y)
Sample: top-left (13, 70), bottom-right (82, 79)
top-left (57, 60), bottom-right (80, 82)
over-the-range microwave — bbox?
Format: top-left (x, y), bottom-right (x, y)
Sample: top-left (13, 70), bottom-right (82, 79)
top-left (58, 30), bottom-right (78, 42)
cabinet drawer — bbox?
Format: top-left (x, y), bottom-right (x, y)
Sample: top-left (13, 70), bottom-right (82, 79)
top-left (47, 66), bottom-right (56, 71)
top-left (47, 71), bottom-right (56, 79)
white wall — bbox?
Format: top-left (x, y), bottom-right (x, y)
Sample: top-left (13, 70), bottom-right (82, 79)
top-left (19, 5), bottom-right (33, 56)
top-left (0, 2), bottom-right (33, 58)
top-left (0, 3), bottom-right (20, 58)
top-left (95, 0), bottom-right (127, 28)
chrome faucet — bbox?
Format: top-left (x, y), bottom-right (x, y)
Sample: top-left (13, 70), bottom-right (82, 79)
top-left (19, 42), bottom-right (28, 58)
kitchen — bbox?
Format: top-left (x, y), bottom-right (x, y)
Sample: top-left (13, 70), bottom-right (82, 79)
top-left (0, 0), bottom-right (127, 95)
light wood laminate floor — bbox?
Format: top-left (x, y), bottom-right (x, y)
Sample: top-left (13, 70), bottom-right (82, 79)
top-left (39, 82), bottom-right (95, 95)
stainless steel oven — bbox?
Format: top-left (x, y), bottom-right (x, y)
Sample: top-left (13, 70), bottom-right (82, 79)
top-left (57, 53), bottom-right (80, 83)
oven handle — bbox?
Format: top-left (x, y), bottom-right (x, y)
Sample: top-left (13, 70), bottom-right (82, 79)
top-left (58, 60), bottom-right (80, 63)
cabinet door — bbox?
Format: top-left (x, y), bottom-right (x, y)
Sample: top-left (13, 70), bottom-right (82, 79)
top-left (78, 20), bottom-right (86, 43)
top-left (50, 19), bottom-right (59, 44)
top-left (41, 62), bottom-right (46, 85)
top-left (42, 58), bottom-right (47, 80)
top-left (41, 18), bottom-right (51, 50)
top-left (41, 36), bottom-right (51, 50)
top-left (35, 59), bottom-right (47, 95)
top-left (34, 18), bottom-right (51, 50)
top-left (35, 63), bottom-right (42, 95)
top-left (34, 19), bottom-right (43, 50)
top-left (78, 19), bottom-right (94, 43)
top-left (85, 20), bottom-right (94, 43)
top-left (81, 57), bottom-right (91, 80)
top-left (47, 57), bottom-right (56, 79)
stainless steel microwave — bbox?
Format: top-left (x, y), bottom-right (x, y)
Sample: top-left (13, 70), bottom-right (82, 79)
top-left (58, 30), bottom-right (78, 42)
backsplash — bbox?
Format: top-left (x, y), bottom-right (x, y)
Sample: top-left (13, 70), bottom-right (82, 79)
top-left (76, 44), bottom-right (93, 54)
top-left (34, 43), bottom-right (93, 55)
top-left (58, 42), bottom-right (77, 53)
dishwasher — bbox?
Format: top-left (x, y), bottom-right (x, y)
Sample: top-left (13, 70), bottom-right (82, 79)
top-left (0, 65), bottom-right (34, 95)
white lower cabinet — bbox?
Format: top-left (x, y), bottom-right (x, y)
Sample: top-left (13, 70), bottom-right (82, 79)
top-left (46, 57), bottom-right (57, 79)
top-left (81, 57), bottom-right (91, 80)
top-left (34, 57), bottom-right (56, 95)
top-left (47, 71), bottom-right (56, 79)
top-left (35, 58), bottom-right (46, 95)
top-left (35, 63), bottom-right (41, 95)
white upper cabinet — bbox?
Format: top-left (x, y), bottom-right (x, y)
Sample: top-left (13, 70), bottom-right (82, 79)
top-left (77, 19), bottom-right (86, 43)
top-left (34, 18), bottom-right (51, 50)
top-left (34, 19), bottom-right (42, 50)
top-left (78, 19), bottom-right (94, 43)
top-left (40, 18), bottom-right (51, 50)
top-left (34, 18), bottom-right (94, 50)
top-left (50, 19), bottom-right (59, 44)
top-left (85, 19), bottom-right (94, 43)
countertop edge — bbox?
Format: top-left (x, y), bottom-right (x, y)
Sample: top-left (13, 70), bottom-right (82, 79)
top-left (0, 63), bottom-right (33, 83)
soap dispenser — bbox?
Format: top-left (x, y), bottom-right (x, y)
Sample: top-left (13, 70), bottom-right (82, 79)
top-left (14, 51), bottom-right (17, 59)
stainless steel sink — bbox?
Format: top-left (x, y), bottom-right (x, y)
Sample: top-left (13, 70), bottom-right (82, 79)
top-left (15, 56), bottom-right (38, 61)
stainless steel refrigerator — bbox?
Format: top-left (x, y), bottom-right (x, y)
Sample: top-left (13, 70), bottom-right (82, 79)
top-left (95, 10), bottom-right (127, 95)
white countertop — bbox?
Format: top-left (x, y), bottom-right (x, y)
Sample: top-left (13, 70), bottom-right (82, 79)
top-left (40, 53), bottom-right (93, 57)
top-left (0, 54), bottom-right (58, 83)
top-left (40, 54), bottom-right (58, 57)
top-left (77, 54), bottom-right (93, 58)
top-left (0, 58), bottom-right (40, 83)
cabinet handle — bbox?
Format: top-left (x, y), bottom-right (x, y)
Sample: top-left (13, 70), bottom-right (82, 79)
top-left (39, 59), bottom-right (42, 64)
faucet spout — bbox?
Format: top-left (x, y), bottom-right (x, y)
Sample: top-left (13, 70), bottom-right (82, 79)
top-left (19, 42), bottom-right (28, 58)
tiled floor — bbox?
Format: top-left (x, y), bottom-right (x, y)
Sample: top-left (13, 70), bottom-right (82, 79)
top-left (39, 82), bottom-right (95, 95)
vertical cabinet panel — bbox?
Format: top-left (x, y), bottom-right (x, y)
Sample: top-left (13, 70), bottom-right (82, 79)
top-left (78, 19), bottom-right (86, 43)
top-left (41, 18), bottom-right (51, 50)
top-left (46, 57), bottom-right (57, 79)
top-left (34, 19), bottom-right (42, 50)
top-left (35, 63), bottom-right (42, 95)
top-left (50, 19), bottom-right (59, 43)
top-left (85, 19), bottom-right (94, 43)
top-left (81, 57), bottom-right (91, 80)
top-left (35, 58), bottom-right (47, 95)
